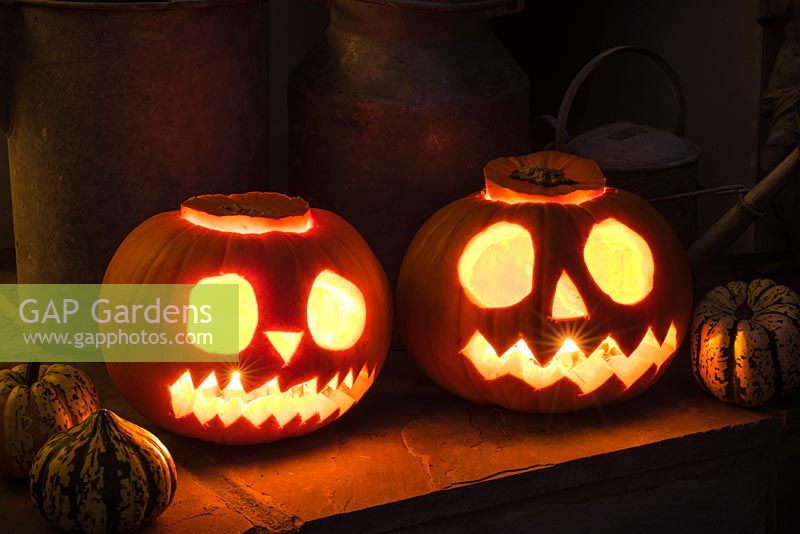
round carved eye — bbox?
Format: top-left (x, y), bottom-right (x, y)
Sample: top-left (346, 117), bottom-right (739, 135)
top-left (458, 222), bottom-right (534, 308)
top-left (307, 270), bottom-right (366, 350)
top-left (189, 273), bottom-right (259, 353)
top-left (584, 218), bottom-right (654, 304)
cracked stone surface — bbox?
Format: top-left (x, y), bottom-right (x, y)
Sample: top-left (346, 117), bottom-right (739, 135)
top-left (0, 350), bottom-right (796, 533)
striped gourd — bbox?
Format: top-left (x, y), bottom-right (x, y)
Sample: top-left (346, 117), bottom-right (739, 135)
top-left (30, 409), bottom-right (177, 533)
top-left (691, 279), bottom-right (800, 406)
top-left (0, 363), bottom-right (100, 478)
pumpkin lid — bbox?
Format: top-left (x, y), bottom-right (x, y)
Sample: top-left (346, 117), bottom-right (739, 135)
top-left (352, 0), bottom-right (509, 11)
top-left (564, 122), bottom-right (700, 172)
top-left (181, 192), bottom-right (312, 234)
top-left (484, 151), bottom-right (606, 205)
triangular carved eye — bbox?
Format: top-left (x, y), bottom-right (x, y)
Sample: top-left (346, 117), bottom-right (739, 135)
top-left (458, 222), bottom-right (534, 308)
top-left (551, 272), bottom-right (589, 320)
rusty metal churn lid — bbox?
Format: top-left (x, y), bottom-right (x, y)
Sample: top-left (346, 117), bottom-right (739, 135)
top-left (290, 0), bottom-right (529, 290)
top-left (555, 46), bottom-right (701, 246)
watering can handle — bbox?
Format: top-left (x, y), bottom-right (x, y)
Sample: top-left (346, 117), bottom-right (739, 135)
top-left (555, 45), bottom-right (686, 151)
top-left (0, 0), bottom-right (17, 136)
top-left (316, 0), bottom-right (523, 15)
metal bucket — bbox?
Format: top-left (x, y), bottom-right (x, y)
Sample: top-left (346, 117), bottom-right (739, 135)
top-left (0, 0), bottom-right (269, 283)
top-left (554, 46), bottom-right (701, 247)
top-left (289, 0), bottom-right (530, 288)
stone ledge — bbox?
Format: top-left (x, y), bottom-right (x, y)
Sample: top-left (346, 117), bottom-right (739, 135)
top-left (1, 350), bottom-right (796, 533)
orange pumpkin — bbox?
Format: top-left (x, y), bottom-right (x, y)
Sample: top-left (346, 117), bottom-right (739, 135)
top-left (105, 192), bottom-right (391, 445)
top-left (398, 151), bottom-right (693, 412)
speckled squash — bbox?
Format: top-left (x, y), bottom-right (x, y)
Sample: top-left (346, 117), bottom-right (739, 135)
top-left (691, 279), bottom-right (800, 406)
top-left (0, 363), bottom-right (100, 478)
top-left (30, 409), bottom-right (177, 533)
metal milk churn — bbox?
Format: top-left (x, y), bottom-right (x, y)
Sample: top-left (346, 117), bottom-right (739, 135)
top-left (289, 0), bottom-right (530, 287)
top-left (554, 46), bottom-right (701, 246)
top-left (0, 0), bottom-right (269, 283)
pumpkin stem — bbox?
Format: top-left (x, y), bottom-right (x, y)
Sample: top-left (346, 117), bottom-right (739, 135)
top-left (217, 203), bottom-right (278, 218)
top-left (25, 362), bottom-right (41, 387)
top-left (734, 303), bottom-right (754, 320)
top-left (510, 166), bottom-right (578, 187)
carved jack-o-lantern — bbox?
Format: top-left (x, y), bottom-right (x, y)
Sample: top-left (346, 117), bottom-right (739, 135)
top-left (398, 152), bottom-right (693, 412)
top-left (105, 193), bottom-right (391, 444)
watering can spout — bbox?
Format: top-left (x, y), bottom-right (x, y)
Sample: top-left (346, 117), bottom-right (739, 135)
top-left (687, 146), bottom-right (800, 271)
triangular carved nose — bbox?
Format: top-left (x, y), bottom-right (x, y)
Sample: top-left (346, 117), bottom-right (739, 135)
top-left (265, 331), bottom-right (303, 364)
top-left (551, 271), bottom-right (589, 320)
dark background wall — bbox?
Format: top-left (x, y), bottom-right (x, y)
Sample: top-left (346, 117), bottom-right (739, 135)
top-left (0, 0), bottom-right (769, 254)
top-left (0, 143), bottom-right (9, 250)
top-left (268, 0), bottom-right (329, 194)
top-left (498, 0), bottom-right (763, 251)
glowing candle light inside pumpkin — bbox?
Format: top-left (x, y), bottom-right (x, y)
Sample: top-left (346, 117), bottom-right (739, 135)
top-left (105, 191), bottom-right (392, 445)
top-left (554, 338), bottom-right (583, 369)
top-left (223, 372), bottom-right (246, 400)
top-left (559, 338), bottom-right (580, 354)
top-left (398, 151), bottom-right (693, 413)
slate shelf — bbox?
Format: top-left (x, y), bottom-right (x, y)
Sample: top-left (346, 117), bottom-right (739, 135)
top-left (0, 352), bottom-right (798, 534)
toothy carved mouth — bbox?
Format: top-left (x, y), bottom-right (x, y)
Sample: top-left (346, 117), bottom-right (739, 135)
top-left (462, 323), bottom-right (678, 395)
top-left (169, 365), bottom-right (375, 428)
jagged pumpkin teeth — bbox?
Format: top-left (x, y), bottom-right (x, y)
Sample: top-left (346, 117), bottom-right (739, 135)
top-left (248, 385), bottom-right (268, 401)
top-left (347, 367), bottom-right (375, 400)
top-left (461, 323), bottom-right (678, 395)
top-left (326, 374), bottom-right (341, 391)
top-left (172, 395), bottom-right (196, 419)
top-left (169, 365), bottom-right (374, 428)
top-left (606, 353), bottom-right (652, 388)
top-left (343, 370), bottom-right (355, 389)
top-left (218, 398), bottom-right (245, 427)
top-left (198, 373), bottom-right (220, 397)
top-left (192, 396), bottom-right (221, 425)
top-left (269, 398), bottom-right (296, 427)
top-left (243, 398), bottom-right (272, 427)
top-left (313, 395), bottom-right (340, 422)
top-left (169, 378), bottom-right (197, 420)
top-left (265, 377), bottom-right (281, 395)
top-left (570, 360), bottom-right (615, 393)
top-left (521, 363), bottom-right (561, 390)
top-left (223, 372), bottom-right (247, 399)
top-left (297, 399), bottom-right (320, 423)
top-left (326, 389), bottom-right (356, 413)
top-left (305, 378), bottom-right (319, 396)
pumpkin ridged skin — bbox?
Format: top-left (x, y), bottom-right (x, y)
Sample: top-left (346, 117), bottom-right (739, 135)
top-left (398, 153), bottom-right (693, 413)
top-left (0, 364), bottom-right (99, 478)
top-left (104, 196), bottom-right (392, 445)
top-left (691, 279), bottom-right (800, 407)
top-left (30, 409), bottom-right (177, 534)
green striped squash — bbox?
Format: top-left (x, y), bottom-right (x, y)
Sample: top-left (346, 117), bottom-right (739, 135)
top-left (691, 279), bottom-right (800, 406)
top-left (30, 409), bottom-right (177, 533)
top-left (0, 363), bottom-right (100, 478)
